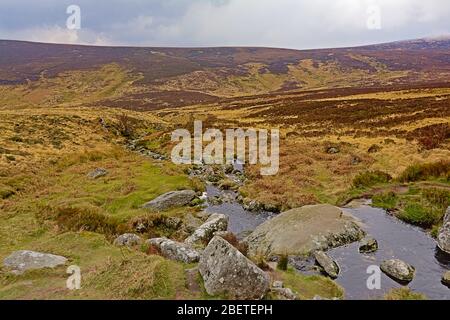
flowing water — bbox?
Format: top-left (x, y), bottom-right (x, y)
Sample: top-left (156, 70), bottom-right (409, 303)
top-left (328, 205), bottom-right (450, 300)
top-left (204, 178), bottom-right (450, 299)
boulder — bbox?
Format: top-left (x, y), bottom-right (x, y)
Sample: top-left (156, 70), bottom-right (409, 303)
top-left (87, 168), bottom-right (108, 179)
top-left (272, 287), bottom-right (297, 300)
top-left (3, 250), bottom-right (67, 274)
top-left (164, 217), bottom-right (182, 230)
top-left (314, 251), bottom-right (340, 279)
top-left (359, 237), bottom-right (378, 253)
top-left (199, 236), bottom-right (270, 300)
top-left (142, 190), bottom-right (196, 211)
top-left (113, 233), bottom-right (142, 247)
top-left (442, 271), bottom-right (450, 287)
top-left (147, 238), bottom-right (200, 263)
top-left (185, 213), bottom-right (229, 246)
top-left (380, 259), bottom-right (415, 283)
top-left (245, 204), bottom-right (365, 257)
top-left (437, 207), bottom-right (450, 254)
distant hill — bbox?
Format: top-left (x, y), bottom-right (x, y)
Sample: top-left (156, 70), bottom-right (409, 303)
top-left (1, 38), bottom-right (449, 108)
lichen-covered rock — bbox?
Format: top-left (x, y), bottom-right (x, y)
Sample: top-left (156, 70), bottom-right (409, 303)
top-left (314, 250), bottom-right (340, 279)
top-left (147, 238), bottom-right (200, 263)
top-left (380, 259), bottom-right (415, 283)
top-left (113, 233), bottom-right (142, 247)
top-left (142, 190), bottom-right (196, 211)
top-left (3, 250), bottom-right (67, 274)
top-left (87, 168), bottom-right (108, 179)
top-left (359, 237), bottom-right (378, 253)
top-left (185, 213), bottom-right (229, 246)
top-left (245, 204), bottom-right (365, 257)
top-left (199, 236), bottom-right (270, 300)
top-left (437, 207), bottom-right (450, 254)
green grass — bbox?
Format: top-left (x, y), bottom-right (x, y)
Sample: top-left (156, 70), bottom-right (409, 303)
top-left (0, 149), bottom-right (197, 299)
top-left (372, 192), bottom-right (398, 210)
top-left (399, 202), bottom-right (441, 228)
top-left (278, 268), bottom-right (344, 300)
top-left (353, 170), bottom-right (392, 188)
top-left (384, 287), bottom-right (427, 300)
top-left (371, 186), bottom-right (449, 230)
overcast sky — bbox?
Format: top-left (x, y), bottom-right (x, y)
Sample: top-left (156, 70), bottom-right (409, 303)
top-left (0, 0), bottom-right (449, 49)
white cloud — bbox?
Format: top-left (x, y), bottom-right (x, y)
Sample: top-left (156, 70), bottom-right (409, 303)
top-left (0, 25), bottom-right (115, 46)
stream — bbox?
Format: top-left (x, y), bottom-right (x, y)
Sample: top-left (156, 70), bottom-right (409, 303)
top-left (201, 165), bottom-right (450, 300)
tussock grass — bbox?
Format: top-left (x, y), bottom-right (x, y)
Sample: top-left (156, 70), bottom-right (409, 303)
top-left (384, 287), bottom-right (427, 300)
top-left (398, 161), bottom-right (450, 183)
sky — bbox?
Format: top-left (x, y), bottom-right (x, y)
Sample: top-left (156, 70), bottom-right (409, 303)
top-left (0, 0), bottom-right (449, 49)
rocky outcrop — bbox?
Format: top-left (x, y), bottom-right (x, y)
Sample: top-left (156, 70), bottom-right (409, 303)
top-left (3, 250), bottom-right (67, 274)
top-left (380, 259), bottom-right (415, 283)
top-left (442, 271), bottom-right (450, 287)
top-left (314, 251), bottom-right (340, 279)
top-left (437, 207), bottom-right (450, 254)
top-left (270, 281), bottom-right (297, 300)
top-left (142, 190), bottom-right (196, 211)
top-left (87, 168), bottom-right (108, 179)
top-left (185, 213), bottom-right (229, 246)
top-left (113, 233), bottom-right (142, 247)
top-left (359, 237), bottom-right (378, 253)
top-left (245, 204), bottom-right (365, 257)
top-left (199, 236), bottom-right (270, 300)
top-left (147, 238), bottom-right (200, 263)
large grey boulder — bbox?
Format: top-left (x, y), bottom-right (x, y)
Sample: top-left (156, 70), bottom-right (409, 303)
top-left (245, 204), bottom-right (365, 257)
top-left (314, 251), bottom-right (340, 279)
top-left (147, 238), bottom-right (200, 263)
top-left (185, 213), bottom-right (229, 246)
top-left (142, 190), bottom-right (196, 211)
top-left (3, 250), bottom-right (67, 274)
top-left (199, 236), bottom-right (270, 300)
top-left (437, 207), bottom-right (450, 254)
top-left (380, 259), bottom-right (415, 283)
top-left (113, 233), bottom-right (142, 247)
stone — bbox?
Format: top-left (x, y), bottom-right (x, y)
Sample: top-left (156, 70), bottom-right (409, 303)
top-left (113, 233), bottom-right (142, 247)
top-left (147, 238), bottom-right (200, 263)
top-left (87, 168), bottom-right (108, 179)
top-left (165, 217), bottom-right (182, 230)
top-left (442, 271), bottom-right (450, 287)
top-left (142, 190), bottom-right (196, 211)
top-left (199, 236), bottom-right (270, 300)
top-left (380, 259), bottom-right (415, 283)
top-left (437, 207), bottom-right (450, 254)
top-left (185, 213), bottom-right (229, 246)
top-left (3, 250), bottom-right (67, 274)
top-left (359, 237), bottom-right (378, 253)
top-left (245, 204), bottom-right (365, 257)
top-left (368, 144), bottom-right (381, 153)
top-left (327, 147), bottom-right (340, 154)
top-left (314, 251), bottom-right (340, 279)
top-left (272, 287), bottom-right (297, 300)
